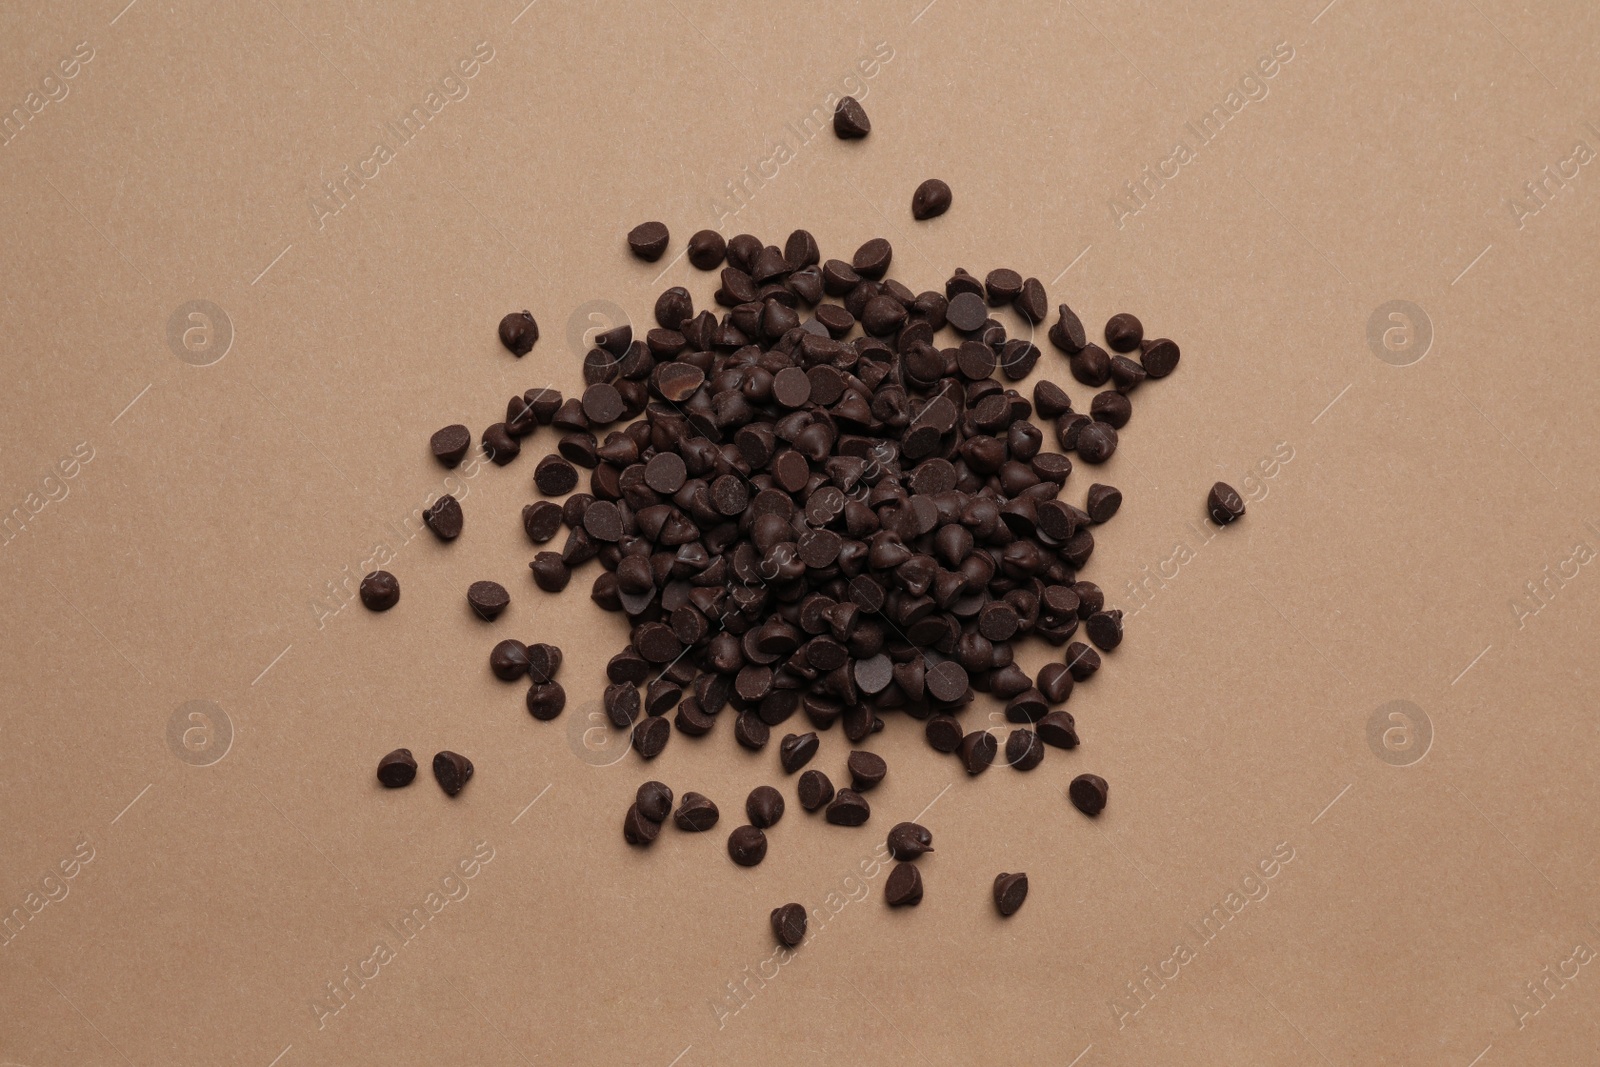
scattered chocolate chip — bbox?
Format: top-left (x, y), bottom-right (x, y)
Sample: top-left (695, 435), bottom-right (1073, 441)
top-left (1086, 610), bottom-right (1123, 651)
top-left (833, 96), bottom-right (871, 138)
top-left (779, 732), bottom-right (820, 773)
top-left (360, 571), bottom-right (400, 611)
top-left (467, 580), bottom-right (509, 620)
top-left (687, 229), bottom-right (727, 270)
top-left (423, 495), bottom-right (463, 540)
top-left (960, 731), bottom-right (997, 775)
top-left (925, 715), bottom-right (964, 753)
top-left (624, 804), bottom-right (660, 845)
top-left (628, 221), bottom-right (670, 262)
top-left (886, 822), bottom-right (933, 860)
top-left (1141, 337), bottom-right (1180, 377)
top-left (526, 682), bottom-right (566, 720)
top-left (1037, 662), bottom-right (1074, 703)
top-left (798, 769), bottom-right (835, 811)
top-left (490, 639), bottom-right (530, 681)
top-left (1069, 773), bottom-right (1108, 816)
top-left (947, 291), bottom-right (988, 332)
top-left (885, 861), bottom-right (923, 906)
top-left (632, 715), bottom-right (670, 759)
top-left (637, 781), bottom-right (673, 823)
top-left (1091, 390), bottom-right (1132, 429)
top-left (1006, 729), bottom-right (1044, 771)
top-left (432, 751), bottom-right (473, 797)
top-left (911, 178), bottom-right (952, 220)
top-left (674, 792), bottom-right (720, 831)
top-left (535, 454), bottom-right (578, 496)
top-left (771, 903), bottom-right (807, 946)
top-left (430, 424), bottom-right (471, 467)
top-left (1086, 484), bottom-right (1122, 523)
top-left (847, 751), bottom-right (887, 791)
top-left (1076, 421), bottom-right (1117, 464)
top-left (1105, 313), bottom-right (1143, 352)
top-left (376, 748), bottom-right (416, 788)
top-left (1208, 482), bottom-right (1246, 525)
top-left (498, 310), bottom-right (538, 356)
top-left (523, 501), bottom-right (563, 543)
top-left (824, 788), bottom-right (870, 826)
top-left (1064, 642), bottom-right (1101, 681)
top-left (1049, 304), bottom-right (1087, 354)
top-left (747, 785), bottom-right (785, 828)
top-left (994, 872), bottom-right (1028, 916)
top-left (736, 712), bottom-right (771, 751)
top-left (530, 553), bottom-right (570, 592)
top-left (727, 824), bottom-right (768, 866)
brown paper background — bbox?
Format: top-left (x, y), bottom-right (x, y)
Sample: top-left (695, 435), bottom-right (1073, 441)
top-left (3, 1), bottom-right (1598, 1064)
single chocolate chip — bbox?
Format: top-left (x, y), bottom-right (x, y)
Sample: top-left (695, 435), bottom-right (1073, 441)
top-left (798, 769), bottom-right (835, 811)
top-left (628, 221), bottom-right (670, 262)
top-left (674, 792), bottom-right (721, 831)
top-left (886, 822), bottom-right (933, 860)
top-left (490, 639), bottom-right (530, 681)
top-left (1109, 354), bottom-right (1148, 393)
top-left (430, 424), bottom-right (471, 467)
top-left (1070, 344), bottom-right (1111, 387)
top-left (376, 748), bottom-right (416, 788)
top-left (847, 751), bottom-right (887, 791)
top-left (947, 291), bottom-right (988, 332)
top-left (1076, 421), bottom-right (1117, 464)
top-left (1141, 337), bottom-right (1180, 377)
top-left (771, 903), bottom-right (807, 946)
top-left (985, 269), bottom-right (1023, 306)
top-left (432, 751), bottom-right (473, 797)
top-left (1037, 662), bottom-right (1074, 703)
top-left (885, 861), bottom-right (923, 906)
top-left (1086, 610), bottom-right (1123, 651)
top-left (1064, 642), bottom-right (1101, 681)
top-left (779, 731), bottom-right (820, 773)
top-left (423, 495), bottom-right (463, 541)
top-left (605, 683), bottom-right (641, 728)
top-left (994, 872), bottom-right (1028, 916)
top-left (360, 571), bottom-right (400, 611)
top-left (632, 715), bottom-right (670, 759)
top-left (959, 731), bottom-right (997, 775)
top-left (1006, 729), bottom-right (1045, 771)
top-left (728, 824), bottom-right (768, 866)
top-left (483, 422), bottom-right (520, 465)
top-left (687, 229), bottom-right (727, 270)
top-left (1090, 391), bottom-right (1132, 429)
top-left (911, 178), bottom-right (952, 220)
top-left (1049, 304), bottom-right (1087, 354)
top-left (467, 580), bottom-right (509, 620)
top-left (925, 715), bottom-right (964, 753)
top-left (1005, 688), bottom-right (1048, 723)
top-left (1037, 710), bottom-right (1079, 749)
top-left (583, 499), bottom-right (624, 542)
top-left (1208, 482), bottom-right (1246, 525)
top-left (852, 238), bottom-right (892, 280)
top-left (926, 660), bottom-right (970, 704)
top-left (530, 553), bottom-right (570, 592)
top-left (1085, 484), bottom-right (1122, 523)
top-left (535, 454), bottom-right (579, 496)
top-left (834, 96), bottom-right (871, 138)
top-left (523, 501), bottom-right (563, 543)
top-left (498, 310), bottom-right (538, 356)
top-left (1017, 278), bottom-right (1048, 324)
top-left (637, 781), bottom-right (673, 822)
top-left (825, 788), bottom-right (870, 826)
top-left (735, 712), bottom-right (770, 750)
top-left (1105, 313), bottom-right (1143, 352)
top-left (582, 383), bottom-right (625, 425)
top-left (624, 804), bottom-right (660, 845)
top-left (526, 682), bottom-right (566, 720)
top-left (1069, 773), bottom-right (1108, 816)
top-left (747, 785), bottom-right (786, 828)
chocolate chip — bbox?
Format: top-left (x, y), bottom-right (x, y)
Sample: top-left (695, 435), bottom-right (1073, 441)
top-left (582, 383), bottom-right (625, 425)
top-left (1048, 304), bottom-right (1087, 354)
top-left (1017, 278), bottom-right (1048, 324)
top-left (1140, 337), bottom-right (1180, 377)
top-left (847, 751), bottom-right (887, 791)
top-left (824, 788), bottom-right (870, 826)
top-left (885, 862), bottom-right (923, 906)
top-left (376, 748), bottom-right (416, 788)
top-left (1075, 421), bottom-right (1117, 464)
top-left (728, 824), bottom-right (768, 866)
top-left (911, 178), bottom-right (952, 220)
top-left (490, 639), bottom-right (530, 681)
top-left (1109, 354), bottom-right (1147, 393)
top-left (959, 731), bottom-right (996, 775)
top-left (1070, 344), bottom-right (1110, 387)
top-left (833, 96), bottom-right (871, 138)
top-left (797, 769), bottom-right (835, 811)
top-left (674, 792), bottom-right (720, 831)
top-left (483, 422), bottom-right (520, 465)
top-left (430, 424), bottom-right (471, 467)
top-left (735, 712), bottom-right (770, 751)
top-left (632, 715), bottom-right (670, 759)
top-left (637, 781), bottom-right (673, 822)
top-left (1069, 773), bottom-right (1108, 816)
top-left (624, 804), bottom-right (660, 845)
top-left (1090, 390), bottom-right (1132, 429)
top-left (605, 683), bottom-right (641, 728)
top-left (1037, 711), bottom-right (1079, 749)
top-left (984, 269), bottom-right (1023, 306)
top-left (432, 751), bottom-right (473, 796)
top-left (925, 660), bottom-right (970, 704)
top-left (423, 494), bottom-right (463, 541)
top-left (1105, 313), bottom-right (1143, 352)
top-left (360, 570), bottom-right (400, 611)
top-left (746, 785), bottom-right (785, 828)
top-left (530, 553), bottom-right (569, 592)
top-left (523, 501), bottom-right (563, 543)
top-left (534, 454), bottom-right (578, 496)
top-left (1006, 729), bottom-right (1044, 771)
top-left (1005, 688), bottom-right (1047, 723)
top-left (627, 221), bottom-right (670, 262)
top-left (687, 229), bottom-right (727, 270)
top-left (467, 580), bottom-right (509, 620)
top-left (1086, 610), bottom-right (1123, 651)
top-left (771, 903), bottom-right (807, 946)
top-left (498, 310), bottom-right (538, 356)
top-left (526, 682), bottom-right (565, 720)
top-left (947, 291), bottom-right (988, 332)
top-left (1037, 662), bottom-right (1074, 703)
top-left (1064, 642), bottom-right (1101, 681)
top-left (852, 238), bottom-right (892, 280)
top-left (886, 821), bottom-right (933, 860)
top-left (1208, 482), bottom-right (1246, 525)
top-left (1085, 484), bottom-right (1122, 523)
top-left (779, 731), bottom-right (820, 773)
top-left (925, 715), bottom-right (964, 753)
top-left (993, 872), bottom-right (1028, 916)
